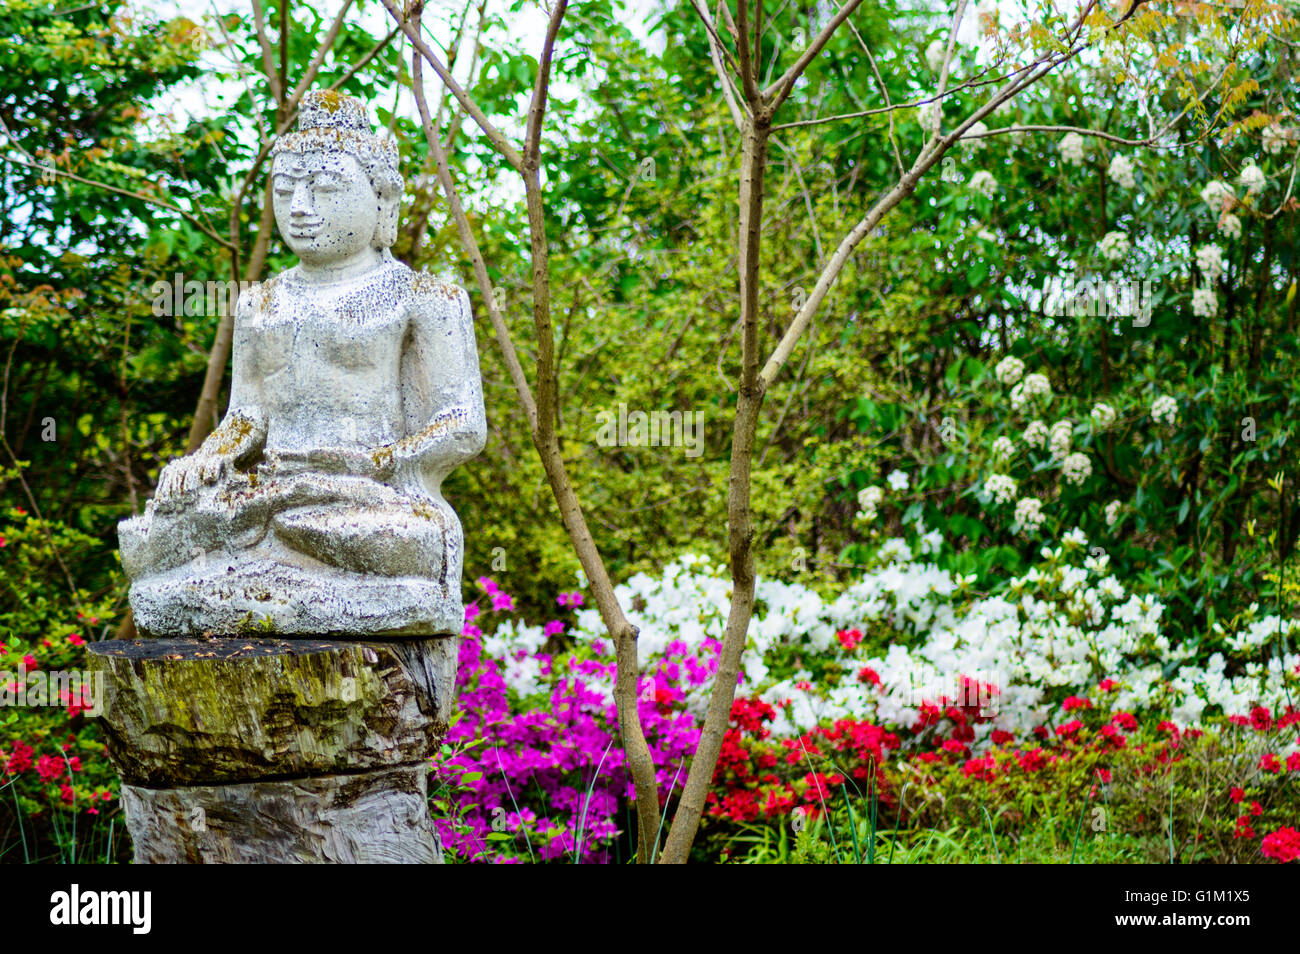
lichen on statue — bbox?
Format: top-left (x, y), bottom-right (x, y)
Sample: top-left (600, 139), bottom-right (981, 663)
top-left (119, 90), bottom-right (487, 638)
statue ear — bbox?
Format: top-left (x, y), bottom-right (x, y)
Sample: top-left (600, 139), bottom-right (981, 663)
top-left (372, 189), bottom-right (400, 248)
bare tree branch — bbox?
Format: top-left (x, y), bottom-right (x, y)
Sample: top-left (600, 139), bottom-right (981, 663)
top-left (379, 0), bottom-right (525, 172)
top-left (765, 0), bottom-right (867, 111)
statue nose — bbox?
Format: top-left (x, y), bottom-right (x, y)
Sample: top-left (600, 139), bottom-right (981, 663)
top-left (291, 180), bottom-right (315, 216)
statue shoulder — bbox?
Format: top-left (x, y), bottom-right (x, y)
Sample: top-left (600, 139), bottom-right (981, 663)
top-left (235, 276), bottom-right (279, 318)
top-left (408, 269), bottom-right (470, 319)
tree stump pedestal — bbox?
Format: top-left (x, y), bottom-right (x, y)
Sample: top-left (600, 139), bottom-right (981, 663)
top-left (87, 636), bottom-right (457, 864)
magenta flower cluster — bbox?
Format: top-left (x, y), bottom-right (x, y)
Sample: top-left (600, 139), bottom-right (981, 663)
top-left (432, 578), bottom-right (711, 862)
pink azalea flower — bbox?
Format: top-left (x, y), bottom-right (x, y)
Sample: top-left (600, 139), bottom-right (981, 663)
top-left (491, 591), bottom-right (515, 612)
top-left (477, 576), bottom-right (499, 595)
top-left (464, 602), bottom-right (480, 621)
top-left (544, 620), bottom-right (564, 637)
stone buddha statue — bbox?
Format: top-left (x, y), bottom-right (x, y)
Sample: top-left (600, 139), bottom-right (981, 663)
top-left (119, 90), bottom-right (486, 638)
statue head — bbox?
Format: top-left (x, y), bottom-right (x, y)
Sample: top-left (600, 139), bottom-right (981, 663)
top-left (271, 90), bottom-right (404, 264)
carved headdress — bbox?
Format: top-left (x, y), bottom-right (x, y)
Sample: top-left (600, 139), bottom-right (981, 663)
top-left (271, 89), bottom-right (404, 247)
top-left (272, 90), bottom-right (403, 198)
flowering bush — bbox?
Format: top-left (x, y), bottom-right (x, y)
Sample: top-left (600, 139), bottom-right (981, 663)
top-left (437, 527), bottom-right (1299, 862)
top-left (0, 501), bottom-right (123, 862)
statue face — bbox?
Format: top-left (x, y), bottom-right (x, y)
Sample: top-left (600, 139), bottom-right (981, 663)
top-left (272, 150), bottom-right (381, 265)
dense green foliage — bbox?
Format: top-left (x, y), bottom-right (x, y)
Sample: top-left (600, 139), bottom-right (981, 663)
top-left (2, 0), bottom-right (1297, 861)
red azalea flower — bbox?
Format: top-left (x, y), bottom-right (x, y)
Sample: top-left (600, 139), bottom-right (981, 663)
top-left (857, 666), bottom-right (881, 687)
top-left (990, 730), bottom-right (1015, 745)
top-left (1234, 816), bottom-right (1255, 839)
top-left (1229, 787), bottom-right (1245, 803)
top-left (1249, 801), bottom-right (1263, 817)
top-left (36, 755), bottom-right (62, 784)
top-left (1286, 752), bottom-right (1300, 772)
top-left (1095, 768), bottom-right (1112, 783)
top-left (1018, 748), bottom-right (1048, 772)
top-left (4, 741), bottom-right (34, 774)
top-left (67, 633), bottom-right (85, 647)
top-left (1250, 706), bottom-right (1274, 732)
top-left (836, 628), bottom-right (864, 651)
top-left (1097, 678), bottom-right (1119, 693)
top-left (1111, 711), bottom-right (1138, 731)
top-left (941, 738), bottom-right (969, 757)
top-left (1062, 695), bottom-right (1092, 712)
top-left (1261, 826), bottom-right (1300, 863)
top-left (1055, 719), bottom-right (1084, 738)
top-left (1259, 753), bottom-right (1282, 774)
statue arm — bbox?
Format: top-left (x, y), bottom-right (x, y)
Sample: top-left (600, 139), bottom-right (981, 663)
top-left (201, 288), bottom-right (268, 463)
top-left (386, 283), bottom-right (486, 480)
top-left (156, 289), bottom-right (267, 499)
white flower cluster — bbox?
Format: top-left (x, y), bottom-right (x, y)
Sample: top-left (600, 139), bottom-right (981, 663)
top-left (985, 473), bottom-right (1018, 504)
top-left (887, 470), bottom-right (910, 491)
top-left (1151, 394), bottom-right (1178, 426)
top-left (1009, 372), bottom-right (1051, 411)
top-left (1238, 162), bottom-right (1266, 196)
top-left (968, 170), bottom-right (998, 198)
top-left (1191, 286), bottom-right (1218, 318)
top-left (1014, 497), bottom-right (1046, 532)
top-left (1107, 154), bottom-right (1136, 189)
top-left (1023, 419), bottom-right (1049, 449)
top-left (531, 539), bottom-right (1300, 743)
top-left (1061, 451), bottom-right (1092, 485)
top-left (1104, 499), bottom-right (1122, 527)
top-left (1263, 123), bottom-right (1291, 155)
top-left (1196, 243), bottom-right (1227, 281)
top-left (1059, 132), bottom-right (1085, 165)
top-left (1048, 420), bottom-right (1072, 460)
top-left (963, 121), bottom-right (989, 148)
top-left (1090, 402), bottom-right (1117, 431)
top-left (1098, 231), bottom-right (1130, 263)
top-left (1200, 180), bottom-right (1235, 213)
top-left (918, 101), bottom-right (941, 135)
top-left (925, 39), bottom-right (946, 73)
top-left (995, 355), bottom-right (1025, 385)
top-left (856, 485), bottom-right (884, 521)
top-left (991, 436), bottom-right (1015, 461)
top-left (1219, 214), bottom-right (1241, 240)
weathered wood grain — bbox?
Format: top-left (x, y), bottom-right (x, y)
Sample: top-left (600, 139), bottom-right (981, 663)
top-left (121, 765), bottom-right (442, 863)
top-left (88, 636), bottom-right (457, 786)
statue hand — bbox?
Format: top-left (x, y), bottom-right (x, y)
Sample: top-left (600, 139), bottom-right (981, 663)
top-left (156, 452), bottom-right (229, 500)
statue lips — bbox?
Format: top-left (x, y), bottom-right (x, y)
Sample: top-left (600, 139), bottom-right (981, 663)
top-left (289, 218), bottom-right (325, 240)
